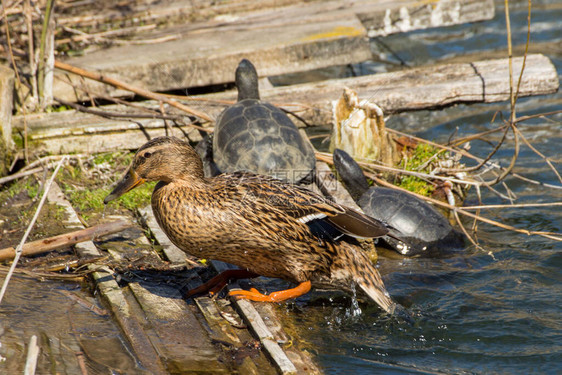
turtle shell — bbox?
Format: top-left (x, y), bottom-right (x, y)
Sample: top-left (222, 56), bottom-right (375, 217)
top-left (213, 98), bottom-right (316, 183)
top-left (359, 187), bottom-right (464, 255)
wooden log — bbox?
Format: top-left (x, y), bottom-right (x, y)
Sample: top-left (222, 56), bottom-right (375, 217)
top-left (0, 220), bottom-right (132, 261)
top-left (256, 53), bottom-right (560, 125)
top-left (51, 0), bottom-right (494, 102)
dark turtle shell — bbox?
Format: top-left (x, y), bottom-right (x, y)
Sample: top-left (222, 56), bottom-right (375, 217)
top-left (359, 187), bottom-right (464, 255)
top-left (333, 148), bottom-right (464, 256)
top-left (213, 59), bottom-right (315, 184)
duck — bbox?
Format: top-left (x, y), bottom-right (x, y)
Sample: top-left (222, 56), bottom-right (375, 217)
top-left (104, 136), bottom-right (401, 314)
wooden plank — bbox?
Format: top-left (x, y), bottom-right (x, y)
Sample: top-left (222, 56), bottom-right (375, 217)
top-left (13, 54), bottom-right (558, 155)
top-left (45, 183), bottom-right (213, 374)
top-left (91, 272), bottom-right (168, 375)
top-left (138, 206), bottom-right (189, 266)
top-left (45, 184), bottom-right (167, 373)
top-left (194, 297), bottom-right (274, 375)
top-left (11, 103), bottom-right (200, 154)
top-left (52, 15), bottom-right (370, 101)
top-left (57, 0), bottom-right (316, 30)
top-left (210, 261), bottom-right (299, 375)
top-left (256, 54), bottom-right (560, 125)
top-left (128, 282), bottom-right (229, 374)
top-left (52, 0), bottom-right (494, 102)
top-left (0, 64), bottom-right (15, 173)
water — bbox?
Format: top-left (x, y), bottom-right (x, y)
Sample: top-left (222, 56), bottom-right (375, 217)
top-left (283, 1), bottom-right (562, 374)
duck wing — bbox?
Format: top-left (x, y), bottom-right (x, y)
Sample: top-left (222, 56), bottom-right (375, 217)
top-left (218, 172), bottom-right (389, 240)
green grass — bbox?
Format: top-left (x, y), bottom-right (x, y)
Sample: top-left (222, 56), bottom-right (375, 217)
top-left (63, 181), bottom-right (156, 213)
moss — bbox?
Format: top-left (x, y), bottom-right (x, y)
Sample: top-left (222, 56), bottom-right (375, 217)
top-left (397, 143), bottom-right (443, 196)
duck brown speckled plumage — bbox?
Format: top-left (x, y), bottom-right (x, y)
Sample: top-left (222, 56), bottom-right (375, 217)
top-left (104, 136), bottom-right (400, 314)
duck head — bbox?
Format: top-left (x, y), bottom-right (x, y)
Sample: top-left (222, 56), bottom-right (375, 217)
top-left (104, 137), bottom-right (203, 204)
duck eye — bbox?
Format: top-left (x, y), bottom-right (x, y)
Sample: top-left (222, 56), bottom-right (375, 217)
top-left (144, 152), bottom-right (152, 158)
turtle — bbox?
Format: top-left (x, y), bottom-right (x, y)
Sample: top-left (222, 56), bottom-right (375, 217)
top-left (333, 148), bottom-right (465, 256)
top-left (212, 59), bottom-right (316, 184)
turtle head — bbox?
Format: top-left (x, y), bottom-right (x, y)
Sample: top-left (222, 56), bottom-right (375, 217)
top-left (235, 59), bottom-right (260, 101)
top-left (104, 137), bottom-right (204, 204)
top-left (332, 149), bottom-right (370, 201)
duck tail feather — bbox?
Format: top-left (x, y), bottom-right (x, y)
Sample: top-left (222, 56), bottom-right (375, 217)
top-left (347, 247), bottom-right (397, 314)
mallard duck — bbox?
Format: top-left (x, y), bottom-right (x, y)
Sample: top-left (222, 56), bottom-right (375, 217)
top-left (104, 136), bottom-right (400, 314)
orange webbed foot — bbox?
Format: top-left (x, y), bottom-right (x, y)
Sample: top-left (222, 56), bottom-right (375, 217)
top-left (228, 281), bottom-right (311, 302)
top-left (184, 269), bottom-right (258, 298)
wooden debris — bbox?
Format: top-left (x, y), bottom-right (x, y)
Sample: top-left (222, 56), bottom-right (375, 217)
top-left (128, 282), bottom-right (229, 374)
top-left (138, 206), bottom-right (189, 266)
top-left (51, 0), bottom-right (495, 102)
top-left (0, 220), bottom-right (133, 261)
top-left (0, 64), bottom-right (15, 175)
top-left (257, 54), bottom-right (560, 125)
top-left (330, 87), bottom-right (399, 164)
top-left (13, 55), bottom-right (558, 155)
top-left (23, 335), bottom-right (39, 375)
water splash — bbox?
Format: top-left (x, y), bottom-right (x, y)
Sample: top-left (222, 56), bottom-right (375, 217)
top-left (346, 282), bottom-right (362, 319)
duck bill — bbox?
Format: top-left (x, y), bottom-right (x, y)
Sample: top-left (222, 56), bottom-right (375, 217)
top-left (104, 169), bottom-right (146, 204)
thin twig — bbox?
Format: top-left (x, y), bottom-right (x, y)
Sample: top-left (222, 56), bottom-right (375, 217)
top-left (462, 202), bottom-right (562, 210)
top-left (20, 154), bottom-right (86, 173)
top-left (512, 126), bottom-right (562, 183)
top-left (53, 60), bottom-right (214, 124)
top-left (54, 96), bottom-right (187, 122)
top-left (0, 157), bottom-right (67, 305)
top-left (316, 152), bottom-right (480, 186)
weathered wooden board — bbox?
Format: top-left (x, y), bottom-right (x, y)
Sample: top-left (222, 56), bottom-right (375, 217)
top-left (46, 183), bottom-right (168, 374)
top-left (128, 282), bottom-right (229, 374)
top-left (52, 0), bottom-right (494, 102)
top-left (12, 105), bottom-right (200, 154)
top-left (53, 16), bottom-right (371, 102)
top-left (0, 64), bottom-right (15, 172)
top-left (252, 53), bottom-right (560, 125)
top-left (45, 184), bottom-right (249, 373)
top-left (57, 0), bottom-right (493, 36)
top-left (15, 54), bottom-right (558, 155)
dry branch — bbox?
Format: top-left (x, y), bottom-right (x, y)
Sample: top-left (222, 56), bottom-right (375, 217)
top-left (54, 60), bottom-right (214, 124)
top-left (0, 220), bottom-right (133, 261)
